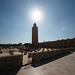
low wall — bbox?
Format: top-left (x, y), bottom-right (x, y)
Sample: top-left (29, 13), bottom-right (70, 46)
top-left (0, 54), bottom-right (23, 72)
top-left (32, 49), bottom-right (70, 62)
top-left (70, 47), bottom-right (75, 51)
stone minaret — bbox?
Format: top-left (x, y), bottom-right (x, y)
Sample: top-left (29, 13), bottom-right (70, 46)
top-left (32, 23), bottom-right (38, 47)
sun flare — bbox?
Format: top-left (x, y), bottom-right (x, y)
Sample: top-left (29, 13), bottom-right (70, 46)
top-left (31, 9), bottom-right (42, 22)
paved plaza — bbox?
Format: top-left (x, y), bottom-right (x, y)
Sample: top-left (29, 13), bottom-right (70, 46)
top-left (0, 51), bottom-right (75, 75)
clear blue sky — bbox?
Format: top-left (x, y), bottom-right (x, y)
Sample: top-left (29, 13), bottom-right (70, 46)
top-left (0, 0), bottom-right (75, 44)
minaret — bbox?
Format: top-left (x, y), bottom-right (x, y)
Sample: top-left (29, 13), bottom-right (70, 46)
top-left (32, 23), bottom-right (38, 47)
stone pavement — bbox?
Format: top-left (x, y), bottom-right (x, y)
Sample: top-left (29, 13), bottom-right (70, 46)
top-left (0, 52), bottom-right (75, 75)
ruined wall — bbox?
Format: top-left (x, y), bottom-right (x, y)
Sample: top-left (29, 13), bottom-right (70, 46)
top-left (39, 38), bottom-right (75, 48)
top-left (32, 49), bottom-right (70, 62)
top-left (0, 54), bottom-right (23, 72)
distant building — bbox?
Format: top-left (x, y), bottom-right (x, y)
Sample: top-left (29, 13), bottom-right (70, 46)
top-left (32, 23), bottom-right (38, 47)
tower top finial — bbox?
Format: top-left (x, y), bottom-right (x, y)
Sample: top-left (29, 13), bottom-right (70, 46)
top-left (33, 23), bottom-right (37, 27)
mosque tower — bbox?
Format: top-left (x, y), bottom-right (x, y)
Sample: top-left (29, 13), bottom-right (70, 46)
top-left (32, 23), bottom-right (38, 47)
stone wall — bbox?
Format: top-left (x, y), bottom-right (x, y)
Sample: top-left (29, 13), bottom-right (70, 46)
top-left (32, 49), bottom-right (70, 62)
top-left (0, 54), bottom-right (23, 72)
top-left (39, 38), bottom-right (75, 48)
top-left (70, 47), bottom-right (75, 51)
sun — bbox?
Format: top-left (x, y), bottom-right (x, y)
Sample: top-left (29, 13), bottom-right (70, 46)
top-left (31, 9), bottom-right (42, 22)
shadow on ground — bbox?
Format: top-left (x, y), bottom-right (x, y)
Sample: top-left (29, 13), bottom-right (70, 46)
top-left (31, 52), bottom-right (72, 68)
